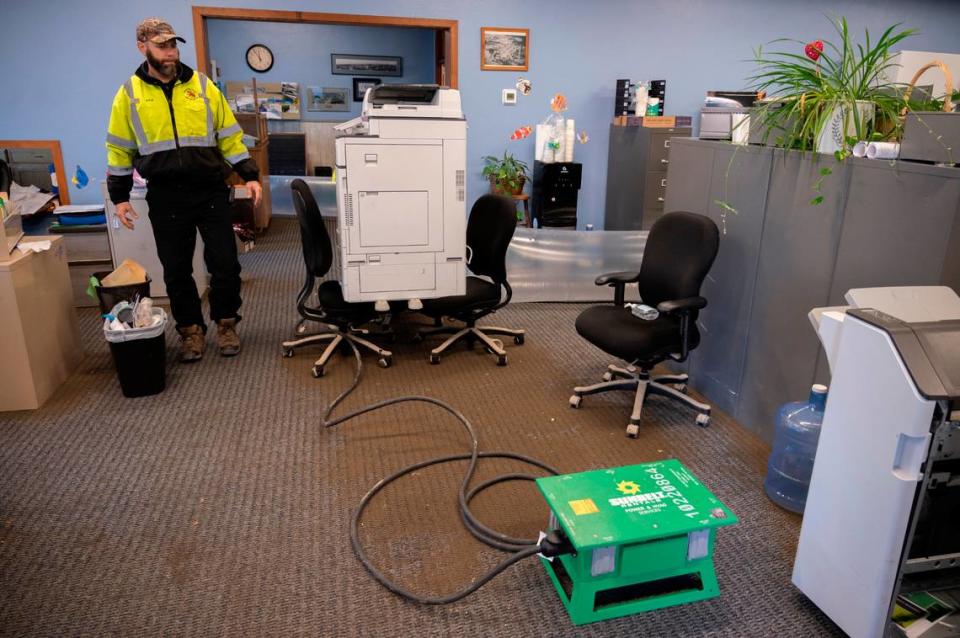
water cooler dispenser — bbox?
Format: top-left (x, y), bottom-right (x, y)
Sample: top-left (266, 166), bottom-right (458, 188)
top-left (532, 161), bottom-right (581, 229)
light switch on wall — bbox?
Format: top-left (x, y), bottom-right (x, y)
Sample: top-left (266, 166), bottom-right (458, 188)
top-left (502, 88), bottom-right (517, 105)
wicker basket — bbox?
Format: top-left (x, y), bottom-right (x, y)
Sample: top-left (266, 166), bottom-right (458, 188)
top-left (901, 60), bottom-right (955, 116)
top-left (899, 61), bottom-right (959, 164)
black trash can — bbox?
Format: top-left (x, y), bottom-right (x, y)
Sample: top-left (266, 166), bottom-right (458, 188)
top-left (93, 270), bottom-right (152, 315)
top-left (104, 308), bottom-right (167, 398)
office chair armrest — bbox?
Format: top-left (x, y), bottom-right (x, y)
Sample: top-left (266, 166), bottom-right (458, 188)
top-left (595, 271), bottom-right (641, 286)
top-left (595, 271), bottom-right (640, 307)
top-left (657, 296), bottom-right (706, 362)
top-left (656, 296), bottom-right (707, 315)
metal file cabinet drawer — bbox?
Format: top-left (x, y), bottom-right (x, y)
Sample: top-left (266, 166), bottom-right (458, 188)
top-left (5, 147), bottom-right (53, 163)
top-left (643, 173), bottom-right (667, 211)
top-left (648, 131), bottom-right (681, 169)
top-left (58, 230), bottom-right (111, 262)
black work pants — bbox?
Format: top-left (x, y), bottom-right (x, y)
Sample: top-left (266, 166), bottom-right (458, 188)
top-left (146, 185), bottom-right (241, 331)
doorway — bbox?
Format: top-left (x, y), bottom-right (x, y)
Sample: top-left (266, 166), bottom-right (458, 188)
top-left (191, 7), bottom-right (458, 88)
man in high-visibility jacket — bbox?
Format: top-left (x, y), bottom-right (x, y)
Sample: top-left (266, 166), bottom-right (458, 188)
top-left (106, 18), bottom-right (262, 362)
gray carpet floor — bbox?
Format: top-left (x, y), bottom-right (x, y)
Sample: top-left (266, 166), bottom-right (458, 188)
top-left (0, 219), bottom-right (843, 637)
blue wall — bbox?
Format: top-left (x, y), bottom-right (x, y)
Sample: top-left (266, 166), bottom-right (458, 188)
top-left (2, 0), bottom-right (958, 229)
top-left (206, 20), bottom-right (436, 121)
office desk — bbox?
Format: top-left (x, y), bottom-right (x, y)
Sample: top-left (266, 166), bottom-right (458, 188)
top-left (0, 235), bottom-right (80, 411)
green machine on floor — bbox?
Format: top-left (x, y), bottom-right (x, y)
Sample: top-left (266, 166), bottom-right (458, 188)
top-left (536, 459), bottom-right (738, 625)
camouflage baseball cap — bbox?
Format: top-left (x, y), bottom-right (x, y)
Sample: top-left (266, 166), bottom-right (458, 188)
top-left (136, 18), bottom-right (186, 44)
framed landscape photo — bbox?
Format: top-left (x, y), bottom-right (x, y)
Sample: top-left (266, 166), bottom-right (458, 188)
top-left (331, 54), bottom-right (402, 77)
top-left (352, 78), bottom-right (382, 102)
top-left (480, 27), bottom-right (529, 71)
top-left (307, 86), bottom-right (349, 112)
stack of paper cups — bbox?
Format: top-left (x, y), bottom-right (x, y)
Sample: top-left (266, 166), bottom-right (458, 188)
top-left (564, 119), bottom-right (575, 162)
top-left (535, 124), bottom-right (549, 162)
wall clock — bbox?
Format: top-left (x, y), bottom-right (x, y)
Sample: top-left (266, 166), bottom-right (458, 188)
top-left (246, 44), bottom-right (273, 73)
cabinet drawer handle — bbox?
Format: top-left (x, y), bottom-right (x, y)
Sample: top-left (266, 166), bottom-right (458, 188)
top-left (664, 139), bottom-right (671, 148)
top-left (660, 158), bottom-right (669, 164)
top-left (657, 197), bottom-right (665, 203)
top-left (661, 178), bottom-right (667, 187)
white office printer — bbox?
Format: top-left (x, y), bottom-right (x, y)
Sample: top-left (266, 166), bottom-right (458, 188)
top-left (334, 84), bottom-right (466, 310)
top-left (796, 287), bottom-right (960, 638)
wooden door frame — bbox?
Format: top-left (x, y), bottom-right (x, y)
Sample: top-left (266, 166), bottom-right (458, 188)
top-left (191, 6), bottom-right (458, 89)
top-left (0, 140), bottom-right (70, 205)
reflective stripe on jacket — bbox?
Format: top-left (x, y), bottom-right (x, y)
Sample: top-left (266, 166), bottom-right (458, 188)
top-left (105, 63), bottom-right (255, 201)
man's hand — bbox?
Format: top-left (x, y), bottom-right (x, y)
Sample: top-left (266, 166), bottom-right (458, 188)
top-left (115, 201), bottom-right (138, 230)
top-left (246, 180), bottom-right (262, 208)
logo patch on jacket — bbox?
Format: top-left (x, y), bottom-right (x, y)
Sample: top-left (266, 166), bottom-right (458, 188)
top-left (184, 88), bottom-right (199, 100)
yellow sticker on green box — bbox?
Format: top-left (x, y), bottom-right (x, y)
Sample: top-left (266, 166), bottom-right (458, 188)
top-left (569, 498), bottom-right (599, 515)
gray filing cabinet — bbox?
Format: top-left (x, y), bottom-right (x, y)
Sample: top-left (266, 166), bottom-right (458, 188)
top-left (604, 125), bottom-right (691, 230)
top-left (0, 147), bottom-right (54, 191)
top-left (663, 138), bottom-right (960, 442)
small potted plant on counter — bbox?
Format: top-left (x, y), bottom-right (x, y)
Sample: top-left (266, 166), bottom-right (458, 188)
top-left (482, 152), bottom-right (528, 196)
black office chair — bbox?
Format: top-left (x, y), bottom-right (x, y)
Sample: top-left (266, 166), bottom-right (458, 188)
top-left (419, 194), bottom-right (525, 366)
top-left (280, 179), bottom-right (393, 378)
top-left (569, 211), bottom-right (720, 436)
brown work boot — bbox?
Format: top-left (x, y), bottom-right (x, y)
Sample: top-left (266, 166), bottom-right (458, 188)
top-left (216, 318), bottom-right (241, 357)
top-left (178, 325), bottom-right (205, 363)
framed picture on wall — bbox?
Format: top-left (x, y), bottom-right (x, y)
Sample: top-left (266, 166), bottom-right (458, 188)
top-left (480, 27), bottom-right (529, 71)
top-left (331, 54), bottom-right (403, 77)
top-left (307, 86), bottom-right (349, 112)
top-left (353, 78), bottom-right (382, 102)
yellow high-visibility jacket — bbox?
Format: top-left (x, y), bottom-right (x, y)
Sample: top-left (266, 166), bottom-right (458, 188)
top-left (105, 62), bottom-right (258, 203)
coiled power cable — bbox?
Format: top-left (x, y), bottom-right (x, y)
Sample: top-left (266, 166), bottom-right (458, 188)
top-left (320, 340), bottom-right (571, 604)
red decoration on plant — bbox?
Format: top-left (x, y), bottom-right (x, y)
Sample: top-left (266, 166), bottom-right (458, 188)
top-left (804, 40), bottom-right (824, 61)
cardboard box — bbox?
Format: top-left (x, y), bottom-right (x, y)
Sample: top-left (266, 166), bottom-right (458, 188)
top-left (0, 236), bottom-right (81, 411)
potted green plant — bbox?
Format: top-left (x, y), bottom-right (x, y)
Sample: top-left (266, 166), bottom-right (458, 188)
top-left (482, 152), bottom-right (529, 196)
top-left (748, 17), bottom-right (915, 157)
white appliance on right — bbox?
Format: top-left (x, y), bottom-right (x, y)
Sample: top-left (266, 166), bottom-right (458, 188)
top-left (796, 286), bottom-right (960, 638)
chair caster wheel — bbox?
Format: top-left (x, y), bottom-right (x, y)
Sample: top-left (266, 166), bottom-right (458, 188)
top-left (497, 354), bottom-right (508, 366)
top-left (282, 347), bottom-right (294, 358)
top-left (429, 354), bottom-right (440, 365)
top-left (378, 356), bottom-right (392, 369)
top-left (569, 395), bottom-right (582, 408)
top-left (696, 413), bottom-right (711, 427)
top-left (675, 384), bottom-right (687, 393)
top-left (514, 334), bottom-right (525, 345)
top-left (311, 365), bottom-right (325, 378)
top-left (601, 371), bottom-right (614, 382)
top-left (626, 423), bottom-right (640, 438)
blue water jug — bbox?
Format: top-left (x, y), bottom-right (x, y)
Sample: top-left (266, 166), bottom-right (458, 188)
top-left (764, 384), bottom-right (827, 513)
